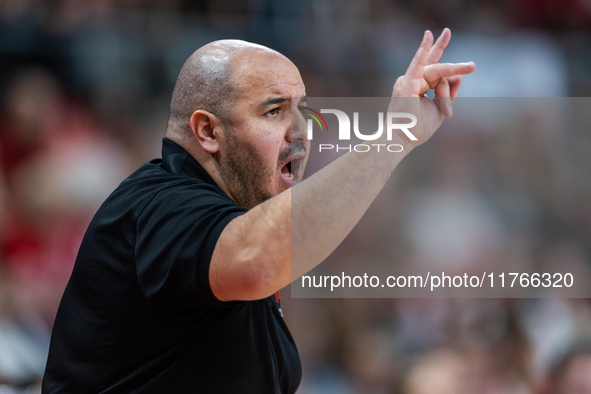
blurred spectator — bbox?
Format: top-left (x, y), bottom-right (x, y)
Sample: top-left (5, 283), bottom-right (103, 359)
top-left (0, 264), bottom-right (45, 389)
top-left (542, 345), bottom-right (591, 394)
top-left (403, 348), bottom-right (475, 394)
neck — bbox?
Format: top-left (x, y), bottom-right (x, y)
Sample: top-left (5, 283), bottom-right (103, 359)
top-left (166, 131), bottom-right (238, 205)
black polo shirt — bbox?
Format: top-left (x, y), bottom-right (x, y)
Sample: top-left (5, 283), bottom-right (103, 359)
top-left (42, 138), bottom-right (301, 393)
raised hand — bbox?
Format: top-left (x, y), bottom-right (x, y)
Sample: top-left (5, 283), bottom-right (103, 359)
top-left (389, 29), bottom-right (475, 148)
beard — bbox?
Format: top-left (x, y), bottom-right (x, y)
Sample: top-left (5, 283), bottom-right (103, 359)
top-left (219, 125), bottom-right (290, 209)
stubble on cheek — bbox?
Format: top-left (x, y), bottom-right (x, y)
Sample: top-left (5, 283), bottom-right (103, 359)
top-left (220, 130), bottom-right (276, 209)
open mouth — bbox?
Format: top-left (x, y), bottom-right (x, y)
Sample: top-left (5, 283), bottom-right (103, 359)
top-left (286, 161), bottom-right (292, 180)
top-left (281, 156), bottom-right (303, 184)
top-left (280, 148), bottom-right (306, 186)
top-left (281, 160), bottom-right (295, 182)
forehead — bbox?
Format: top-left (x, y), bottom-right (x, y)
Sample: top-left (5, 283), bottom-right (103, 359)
top-left (232, 51), bottom-right (305, 102)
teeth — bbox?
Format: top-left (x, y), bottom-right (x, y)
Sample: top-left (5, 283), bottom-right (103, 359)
top-left (288, 173), bottom-right (294, 181)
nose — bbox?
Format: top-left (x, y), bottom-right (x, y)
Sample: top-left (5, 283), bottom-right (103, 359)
top-left (288, 99), bottom-right (308, 144)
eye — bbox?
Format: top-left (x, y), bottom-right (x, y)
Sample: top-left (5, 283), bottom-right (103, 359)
top-left (266, 107), bottom-right (280, 117)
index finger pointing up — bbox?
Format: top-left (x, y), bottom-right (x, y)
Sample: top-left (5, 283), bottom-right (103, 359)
top-left (405, 30), bottom-right (434, 80)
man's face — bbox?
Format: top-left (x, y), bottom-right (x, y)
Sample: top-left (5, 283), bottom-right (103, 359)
top-left (217, 52), bottom-right (309, 209)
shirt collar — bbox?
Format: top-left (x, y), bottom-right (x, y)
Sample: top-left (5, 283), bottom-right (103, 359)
top-left (161, 137), bottom-right (217, 186)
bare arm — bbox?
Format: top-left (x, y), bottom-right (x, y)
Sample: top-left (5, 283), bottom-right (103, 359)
top-left (210, 29), bottom-right (476, 301)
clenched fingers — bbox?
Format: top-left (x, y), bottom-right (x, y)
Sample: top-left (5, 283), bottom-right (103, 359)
top-left (434, 78), bottom-right (452, 117)
top-left (448, 75), bottom-right (463, 98)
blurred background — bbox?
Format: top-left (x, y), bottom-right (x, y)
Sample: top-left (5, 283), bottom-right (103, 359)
top-left (0, 0), bottom-right (591, 393)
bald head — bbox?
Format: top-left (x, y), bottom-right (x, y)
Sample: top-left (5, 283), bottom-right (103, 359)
top-left (166, 39), bottom-right (291, 141)
top-left (165, 39), bottom-right (306, 207)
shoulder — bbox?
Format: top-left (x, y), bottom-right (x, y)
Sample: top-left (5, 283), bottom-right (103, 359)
top-left (142, 178), bottom-right (238, 214)
top-left (136, 177), bottom-right (246, 229)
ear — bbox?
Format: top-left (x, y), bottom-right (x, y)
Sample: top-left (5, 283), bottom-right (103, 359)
top-left (189, 110), bottom-right (223, 154)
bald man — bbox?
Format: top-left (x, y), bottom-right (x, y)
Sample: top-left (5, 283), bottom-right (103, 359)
top-left (43, 30), bottom-right (474, 393)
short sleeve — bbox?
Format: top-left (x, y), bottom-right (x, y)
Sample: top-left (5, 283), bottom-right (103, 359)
top-left (135, 181), bottom-right (247, 323)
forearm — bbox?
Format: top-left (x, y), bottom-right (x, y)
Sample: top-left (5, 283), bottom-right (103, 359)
top-left (289, 143), bottom-right (411, 278)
